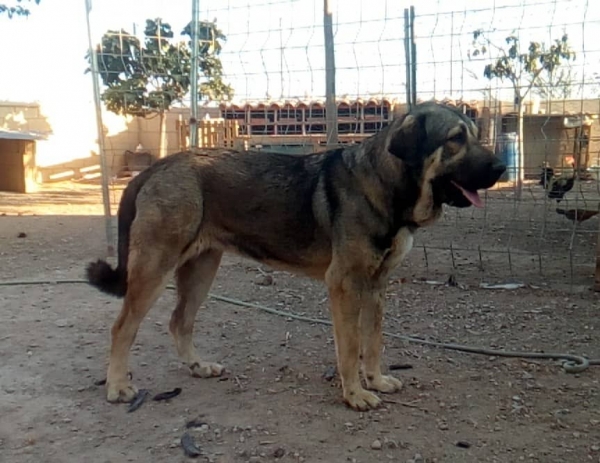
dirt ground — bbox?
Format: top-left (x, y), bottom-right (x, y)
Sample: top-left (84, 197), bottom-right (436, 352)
top-left (1, 180), bottom-right (599, 463)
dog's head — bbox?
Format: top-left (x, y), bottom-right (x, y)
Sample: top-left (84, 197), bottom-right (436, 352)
top-left (386, 102), bottom-right (506, 209)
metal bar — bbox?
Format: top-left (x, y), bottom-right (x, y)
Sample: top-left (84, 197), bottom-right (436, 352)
top-left (410, 6), bottom-right (417, 106)
top-left (189, 0), bottom-right (200, 149)
top-left (595, 213), bottom-right (600, 292)
top-left (403, 8), bottom-right (412, 110)
top-left (84, 0), bottom-right (115, 257)
top-left (449, 12), bottom-right (453, 95)
top-left (323, 0), bottom-right (338, 149)
top-left (279, 16), bottom-right (284, 99)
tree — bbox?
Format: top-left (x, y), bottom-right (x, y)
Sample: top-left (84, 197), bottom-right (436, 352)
top-left (0, 0), bottom-right (39, 18)
top-left (470, 31), bottom-right (575, 196)
top-left (586, 72), bottom-right (600, 97)
top-left (87, 18), bottom-right (233, 158)
top-left (533, 66), bottom-right (575, 101)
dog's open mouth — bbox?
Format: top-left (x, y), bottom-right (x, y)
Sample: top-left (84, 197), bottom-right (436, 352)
top-left (451, 181), bottom-right (484, 208)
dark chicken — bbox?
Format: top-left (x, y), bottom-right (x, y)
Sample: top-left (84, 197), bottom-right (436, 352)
top-left (538, 165), bottom-right (554, 188)
top-left (555, 207), bottom-right (599, 223)
top-left (540, 161), bottom-right (575, 202)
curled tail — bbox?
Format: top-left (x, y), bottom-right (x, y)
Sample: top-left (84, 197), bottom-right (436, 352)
top-left (86, 169), bottom-right (151, 298)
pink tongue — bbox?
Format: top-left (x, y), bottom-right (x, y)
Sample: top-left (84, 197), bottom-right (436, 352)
top-left (452, 181), bottom-right (484, 208)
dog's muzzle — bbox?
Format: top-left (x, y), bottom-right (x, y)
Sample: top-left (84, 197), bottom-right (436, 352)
top-left (445, 156), bottom-right (507, 208)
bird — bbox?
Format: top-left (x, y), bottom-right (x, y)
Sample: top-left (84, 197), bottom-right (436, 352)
top-left (555, 207), bottom-right (599, 223)
top-left (540, 159), bottom-right (576, 202)
top-left (547, 175), bottom-right (575, 201)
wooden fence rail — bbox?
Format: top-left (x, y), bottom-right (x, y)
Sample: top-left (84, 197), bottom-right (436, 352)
top-left (176, 117), bottom-right (239, 150)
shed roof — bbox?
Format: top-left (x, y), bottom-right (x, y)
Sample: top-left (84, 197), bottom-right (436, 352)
top-left (0, 130), bottom-right (46, 141)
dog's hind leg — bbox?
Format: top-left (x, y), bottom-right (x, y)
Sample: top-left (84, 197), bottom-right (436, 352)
top-left (169, 249), bottom-right (224, 379)
top-left (106, 250), bottom-right (174, 403)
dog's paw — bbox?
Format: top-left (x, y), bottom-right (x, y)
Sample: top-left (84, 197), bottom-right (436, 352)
top-left (365, 374), bottom-right (403, 394)
top-left (344, 388), bottom-right (382, 411)
top-left (106, 381), bottom-right (138, 403)
top-left (189, 361), bottom-right (224, 378)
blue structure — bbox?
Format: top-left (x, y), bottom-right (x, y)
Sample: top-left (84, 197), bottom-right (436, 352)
top-left (496, 132), bottom-right (519, 182)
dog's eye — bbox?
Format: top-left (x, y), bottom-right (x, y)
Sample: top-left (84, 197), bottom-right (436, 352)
top-left (447, 131), bottom-right (466, 144)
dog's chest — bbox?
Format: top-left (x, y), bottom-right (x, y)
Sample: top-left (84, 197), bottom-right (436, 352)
top-left (382, 227), bottom-right (414, 271)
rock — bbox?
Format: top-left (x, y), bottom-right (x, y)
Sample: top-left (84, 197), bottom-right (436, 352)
top-left (322, 365), bottom-right (337, 381)
top-left (54, 319), bottom-right (71, 328)
top-left (371, 439), bottom-right (382, 450)
top-left (254, 274), bottom-right (274, 286)
top-left (383, 437), bottom-right (399, 449)
top-left (273, 447), bottom-right (285, 458)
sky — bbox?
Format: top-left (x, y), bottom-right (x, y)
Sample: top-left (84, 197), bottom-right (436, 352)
top-left (1, 0), bottom-right (599, 110)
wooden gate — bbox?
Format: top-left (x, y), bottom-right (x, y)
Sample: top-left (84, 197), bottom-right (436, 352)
top-left (176, 117), bottom-right (239, 150)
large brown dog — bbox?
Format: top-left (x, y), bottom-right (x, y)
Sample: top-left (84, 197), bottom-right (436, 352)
top-left (86, 102), bottom-right (505, 411)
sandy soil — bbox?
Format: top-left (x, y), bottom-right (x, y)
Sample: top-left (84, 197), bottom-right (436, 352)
top-left (0, 180), bottom-right (599, 463)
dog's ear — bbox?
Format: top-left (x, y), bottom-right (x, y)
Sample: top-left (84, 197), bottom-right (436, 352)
top-left (385, 113), bottom-right (428, 166)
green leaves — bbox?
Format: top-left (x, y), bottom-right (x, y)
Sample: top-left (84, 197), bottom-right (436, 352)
top-left (0, 0), bottom-right (40, 18)
top-left (470, 29), bottom-right (575, 99)
top-left (88, 17), bottom-right (234, 118)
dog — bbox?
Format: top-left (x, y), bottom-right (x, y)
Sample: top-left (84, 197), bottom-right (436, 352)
top-left (86, 102), bottom-right (506, 411)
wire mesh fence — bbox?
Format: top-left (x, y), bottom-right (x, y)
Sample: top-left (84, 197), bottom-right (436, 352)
top-left (85, 0), bottom-right (600, 289)
top-left (406, 0), bottom-right (600, 289)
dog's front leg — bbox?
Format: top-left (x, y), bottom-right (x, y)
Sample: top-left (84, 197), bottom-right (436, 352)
top-left (326, 267), bottom-right (382, 411)
top-left (359, 280), bottom-right (403, 394)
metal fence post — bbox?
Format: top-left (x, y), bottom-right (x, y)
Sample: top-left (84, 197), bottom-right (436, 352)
top-left (404, 8), bottom-right (412, 110)
top-left (189, 0), bottom-right (200, 150)
top-left (324, 0), bottom-right (338, 149)
top-left (84, 0), bottom-right (115, 257)
top-left (404, 6), bottom-right (417, 110)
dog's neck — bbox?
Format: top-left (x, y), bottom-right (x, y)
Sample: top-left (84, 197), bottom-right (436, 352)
top-left (354, 135), bottom-right (428, 234)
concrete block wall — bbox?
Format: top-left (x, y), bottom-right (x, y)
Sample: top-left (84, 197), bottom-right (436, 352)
top-left (0, 101), bottom-right (51, 135)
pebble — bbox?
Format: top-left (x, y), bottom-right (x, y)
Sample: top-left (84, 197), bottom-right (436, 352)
top-left (384, 438), bottom-right (399, 449)
top-left (54, 319), bottom-right (71, 328)
top-left (273, 447), bottom-right (285, 458)
top-left (254, 274), bottom-right (274, 286)
top-left (371, 439), bottom-right (382, 450)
